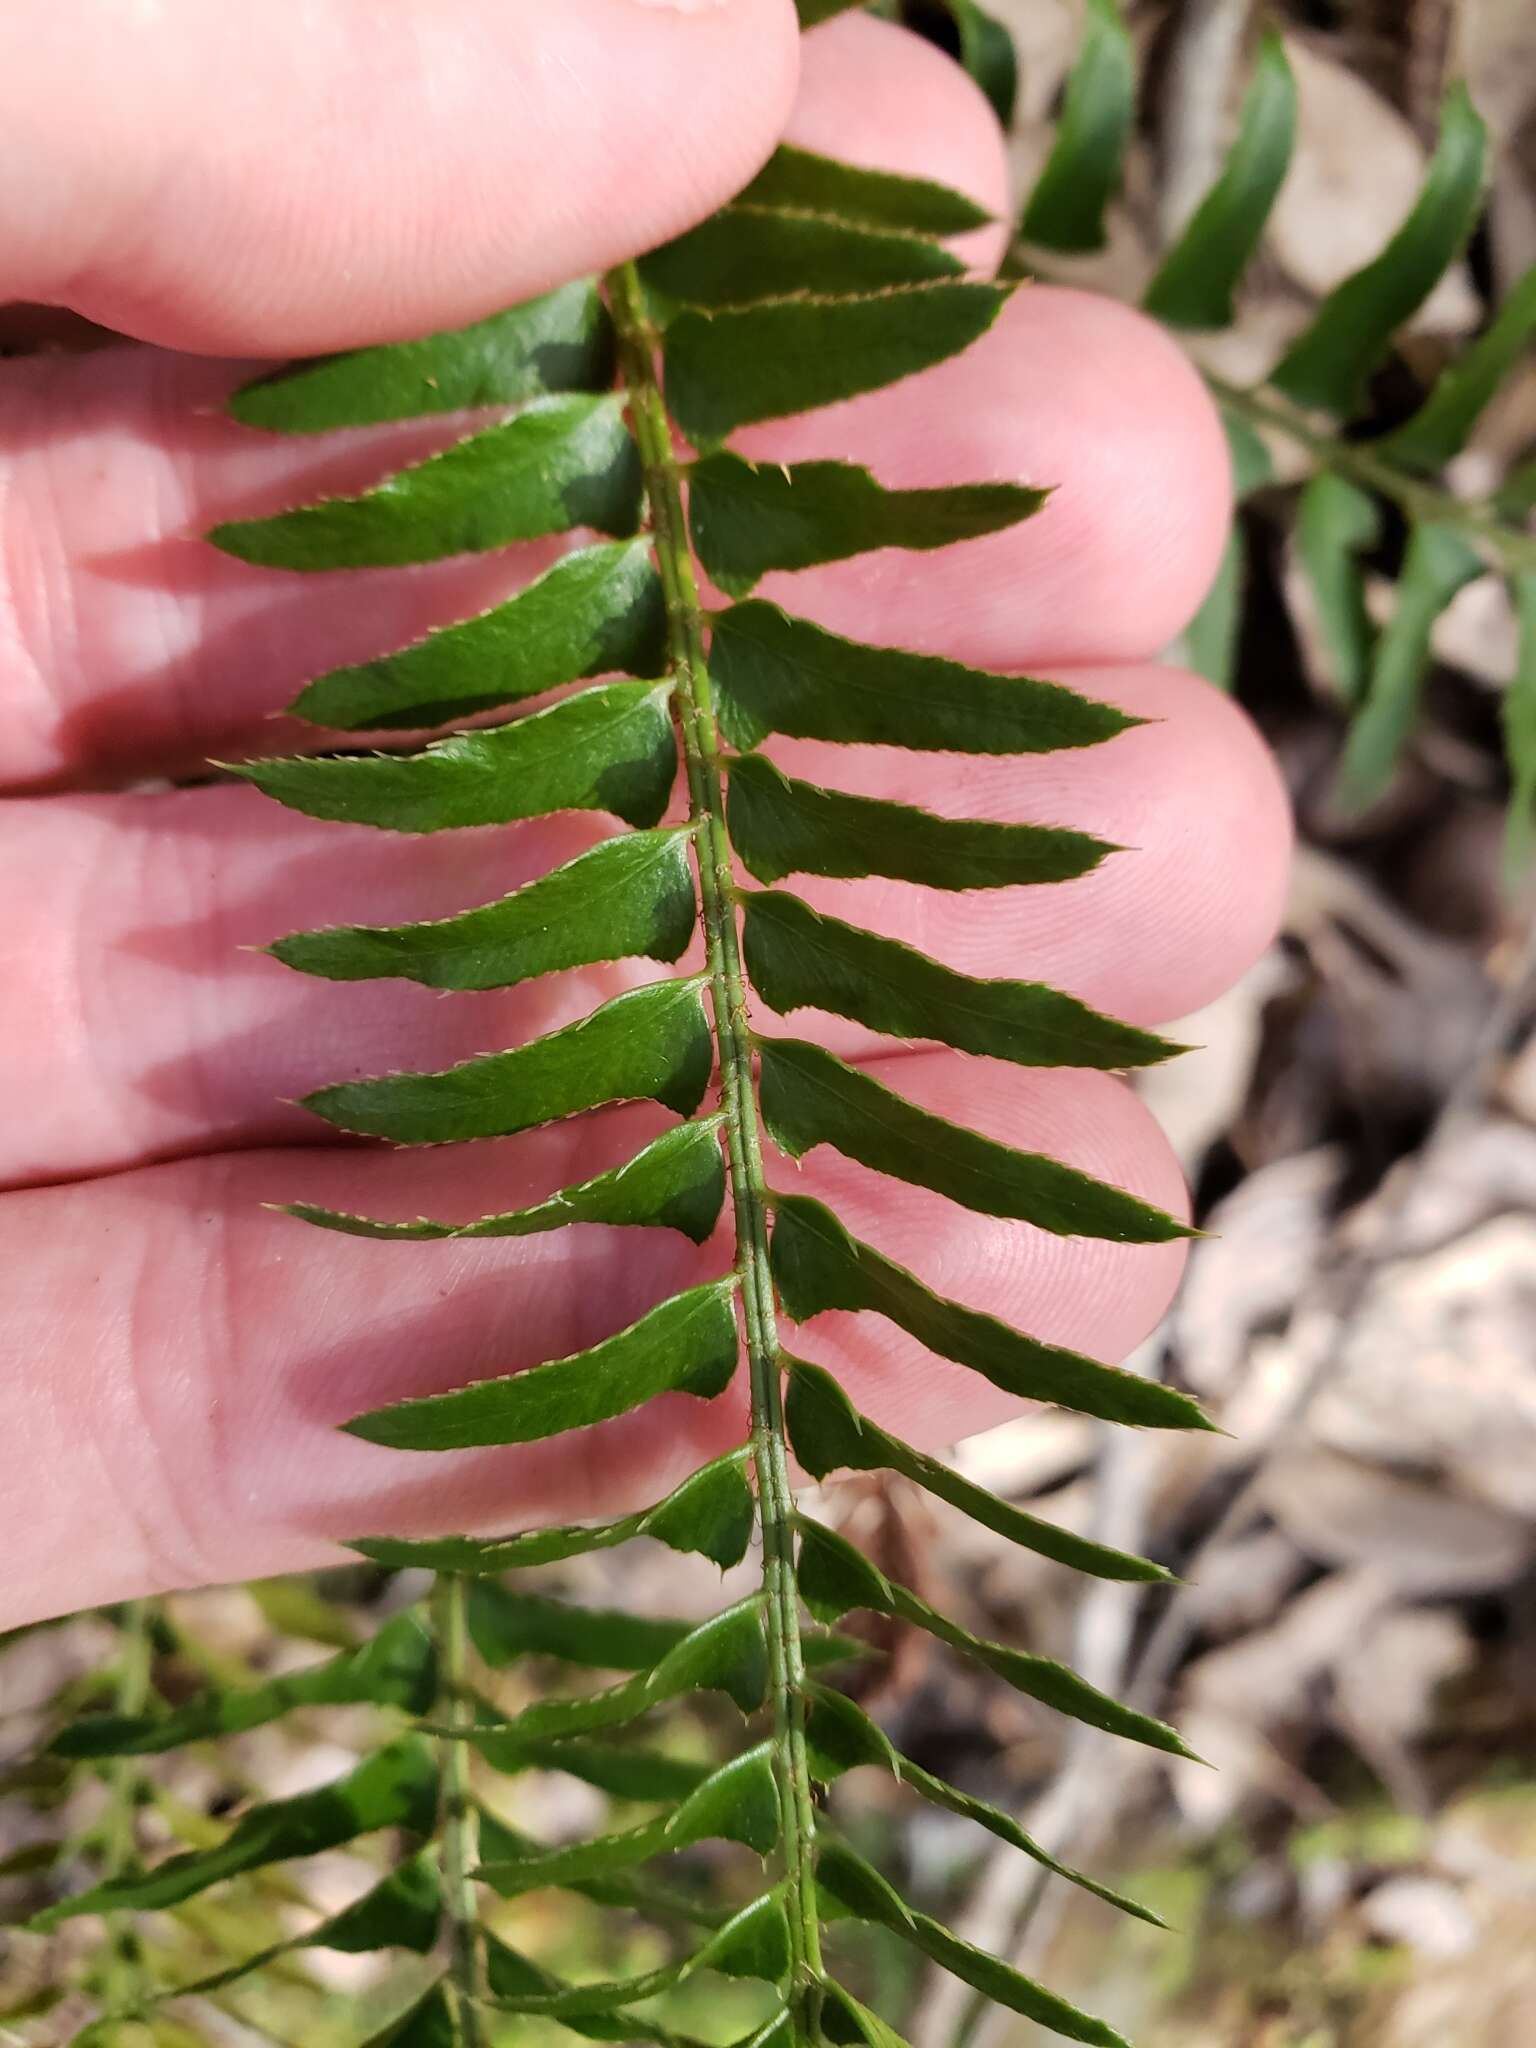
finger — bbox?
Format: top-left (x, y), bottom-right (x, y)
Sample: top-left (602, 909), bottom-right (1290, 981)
top-left (0, 1055), bottom-right (1184, 1624)
top-left (3, 662), bottom-right (1287, 1188)
top-left (0, 32), bottom-right (1211, 793)
top-left (0, 0), bottom-right (799, 356)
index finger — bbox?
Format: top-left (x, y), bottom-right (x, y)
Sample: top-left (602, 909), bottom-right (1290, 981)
top-left (0, 0), bottom-right (800, 355)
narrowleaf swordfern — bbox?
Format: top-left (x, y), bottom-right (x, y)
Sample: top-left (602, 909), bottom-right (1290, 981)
top-left (32, 8), bottom-right (1218, 2045)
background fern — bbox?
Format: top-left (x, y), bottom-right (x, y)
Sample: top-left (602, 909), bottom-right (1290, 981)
top-left (1011, 0), bottom-right (1535, 851)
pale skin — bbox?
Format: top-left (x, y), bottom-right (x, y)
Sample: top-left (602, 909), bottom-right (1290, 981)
top-left (0, 0), bottom-right (1291, 1627)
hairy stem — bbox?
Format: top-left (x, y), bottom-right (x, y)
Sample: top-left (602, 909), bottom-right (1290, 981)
top-left (608, 259), bottom-right (824, 2029)
top-left (432, 1573), bottom-right (486, 2048)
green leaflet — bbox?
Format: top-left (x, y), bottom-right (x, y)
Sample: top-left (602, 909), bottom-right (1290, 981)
top-left (804, 1687), bottom-right (1162, 1922)
top-left (465, 1600), bottom-right (770, 1756)
top-left (164, 1851), bottom-right (442, 1997)
top-left (361, 1983), bottom-right (456, 2048)
top-left (1337, 521), bottom-right (1483, 810)
top-left (301, 977), bottom-right (712, 1144)
top-left (641, 206), bottom-right (962, 310)
top-left (1504, 573), bottom-right (1536, 874)
top-left (352, 1447), bottom-right (754, 1574)
top-left (1297, 473), bottom-right (1383, 707)
top-left (1379, 261), bottom-right (1536, 472)
top-left (284, 1117), bottom-right (725, 1246)
top-left (727, 755), bottom-right (1109, 890)
top-left (478, 1745), bottom-right (779, 1896)
top-left (742, 891), bottom-right (1177, 1070)
top-left (233, 678), bottom-right (677, 835)
top-left (290, 539), bottom-right (666, 730)
top-left (784, 1359), bottom-right (1171, 1583)
top-left (481, 1809), bottom-right (727, 1936)
top-left (710, 602), bottom-right (1136, 754)
top-left (468, 1586), bottom-right (696, 1673)
top-left (738, 142), bottom-right (991, 238)
top-left (485, 1933), bottom-right (707, 2047)
top-left (487, 1894), bottom-right (791, 2019)
top-left (269, 828), bottom-right (697, 990)
top-left (948, 0), bottom-right (1019, 127)
top-left (47, 1614), bottom-right (435, 1758)
top-left (31, 1739), bottom-right (438, 1927)
top-left (818, 1845), bottom-right (1131, 2048)
top-left (758, 1038), bottom-right (1187, 1241)
top-left (665, 283), bottom-right (1011, 447)
top-left (689, 454), bottom-right (1045, 598)
top-left (211, 393), bottom-right (642, 569)
top-left (797, 1520), bottom-right (1191, 1755)
top-left (1020, 0), bottom-right (1133, 254)
top-left (822, 1981), bottom-right (914, 2048)
top-left (344, 1277), bottom-right (740, 1451)
top-left (490, 1739), bottom-right (710, 1806)
top-left (770, 1194), bottom-right (1213, 1432)
top-left (1273, 85), bottom-right (1489, 415)
top-left (1143, 33), bottom-right (1296, 330)
top-left (228, 282), bottom-right (614, 432)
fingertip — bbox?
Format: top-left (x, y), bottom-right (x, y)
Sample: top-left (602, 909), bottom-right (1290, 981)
top-left (7, 0), bottom-right (802, 355)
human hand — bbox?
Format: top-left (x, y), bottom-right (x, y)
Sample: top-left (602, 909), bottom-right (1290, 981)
top-left (0, 0), bottom-right (1289, 1628)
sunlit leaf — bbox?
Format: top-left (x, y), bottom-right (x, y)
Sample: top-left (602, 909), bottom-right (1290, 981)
top-left (785, 1359), bottom-right (1171, 1582)
top-left (1020, 0), bottom-right (1133, 253)
top-left (212, 394), bottom-right (642, 568)
top-left (32, 1740), bottom-right (437, 1925)
top-left (743, 891), bottom-right (1177, 1069)
top-left (269, 828), bottom-right (696, 990)
top-left (233, 677), bottom-right (677, 834)
top-left (666, 283), bottom-right (1010, 446)
top-left (290, 539), bottom-right (666, 730)
top-left (353, 1447), bottom-right (754, 1573)
top-left (642, 207), bottom-right (961, 310)
top-left (286, 1116), bottom-right (725, 1247)
top-left (301, 976), bottom-right (712, 1144)
top-left (481, 1811), bottom-right (726, 1936)
top-left (344, 1277), bottom-right (740, 1451)
top-left (818, 1844), bottom-right (1132, 2048)
top-left (711, 602), bottom-right (1136, 754)
top-left (798, 1521), bottom-right (1193, 1754)
top-left (771, 1195), bottom-right (1213, 1431)
top-left (1336, 521), bottom-right (1483, 809)
top-left (1144, 34), bottom-right (1296, 330)
top-left (690, 454), bottom-right (1044, 598)
top-left (229, 281), bottom-right (614, 432)
top-left (759, 1038), bottom-right (1187, 1239)
top-left (805, 1687), bottom-right (1163, 1921)
top-left (48, 1614), bottom-right (435, 1757)
top-left (492, 1739), bottom-right (710, 1805)
top-left (1273, 85), bottom-right (1488, 415)
top-left (728, 755), bottom-right (1108, 890)
top-left (738, 143), bottom-right (991, 237)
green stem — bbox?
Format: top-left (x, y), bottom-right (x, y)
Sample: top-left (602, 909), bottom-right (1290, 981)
top-left (608, 260), bottom-right (824, 2034)
top-left (432, 1574), bottom-right (486, 2048)
top-left (1210, 372), bottom-right (1536, 574)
